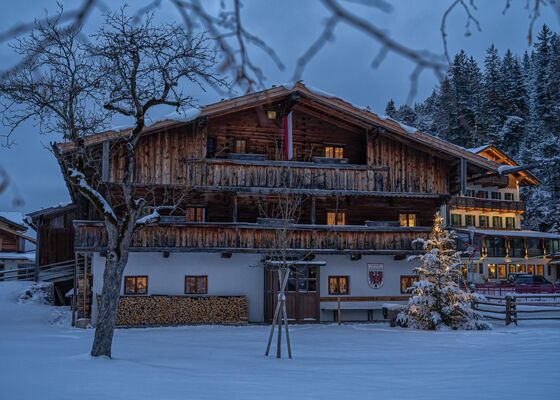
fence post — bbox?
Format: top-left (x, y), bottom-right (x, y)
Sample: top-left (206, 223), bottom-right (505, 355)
top-left (337, 296), bottom-right (341, 325)
top-left (505, 295), bottom-right (512, 326)
top-left (511, 296), bottom-right (517, 326)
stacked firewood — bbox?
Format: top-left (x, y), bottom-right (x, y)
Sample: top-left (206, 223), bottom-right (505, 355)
top-left (108, 295), bottom-right (248, 326)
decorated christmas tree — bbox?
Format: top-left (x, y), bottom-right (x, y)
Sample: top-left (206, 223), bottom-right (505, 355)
top-left (397, 213), bottom-right (491, 330)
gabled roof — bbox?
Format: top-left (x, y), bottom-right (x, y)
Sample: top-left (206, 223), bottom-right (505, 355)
top-left (0, 212), bottom-right (27, 232)
top-left (57, 82), bottom-right (501, 173)
top-left (468, 144), bottom-right (540, 185)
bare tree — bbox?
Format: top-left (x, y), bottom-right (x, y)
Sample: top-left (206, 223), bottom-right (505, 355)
top-left (0, 8), bottom-right (224, 358)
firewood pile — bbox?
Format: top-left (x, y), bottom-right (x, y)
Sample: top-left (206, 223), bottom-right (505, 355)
top-left (105, 295), bottom-right (248, 326)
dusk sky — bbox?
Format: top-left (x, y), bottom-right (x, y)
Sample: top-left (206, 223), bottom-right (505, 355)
top-left (0, 0), bottom-right (557, 213)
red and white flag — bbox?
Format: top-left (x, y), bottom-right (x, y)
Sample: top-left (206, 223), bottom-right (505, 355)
top-left (283, 111), bottom-right (293, 160)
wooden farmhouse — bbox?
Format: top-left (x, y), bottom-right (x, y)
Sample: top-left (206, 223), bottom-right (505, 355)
top-left (32, 82), bottom-right (554, 325)
top-left (0, 212), bottom-right (36, 281)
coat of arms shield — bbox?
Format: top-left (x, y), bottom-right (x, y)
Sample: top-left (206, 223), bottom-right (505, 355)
top-left (367, 263), bottom-right (384, 289)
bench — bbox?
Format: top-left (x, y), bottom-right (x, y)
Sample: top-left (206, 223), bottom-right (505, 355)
top-left (321, 299), bottom-right (407, 322)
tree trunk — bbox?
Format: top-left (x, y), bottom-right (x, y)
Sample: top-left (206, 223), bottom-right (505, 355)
top-left (90, 248), bottom-right (129, 358)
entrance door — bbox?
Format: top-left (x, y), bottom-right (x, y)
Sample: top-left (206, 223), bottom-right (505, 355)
top-left (264, 265), bottom-right (320, 322)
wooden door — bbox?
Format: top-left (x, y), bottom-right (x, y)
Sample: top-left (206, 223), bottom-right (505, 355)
top-left (264, 265), bottom-right (320, 322)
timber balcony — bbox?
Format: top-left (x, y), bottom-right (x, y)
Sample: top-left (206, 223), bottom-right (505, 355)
top-left (73, 221), bottom-right (430, 254)
top-left (450, 196), bottom-right (526, 213)
top-left (184, 158), bottom-right (390, 195)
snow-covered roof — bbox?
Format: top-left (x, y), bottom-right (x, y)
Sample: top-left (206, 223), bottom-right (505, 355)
top-left (0, 212), bottom-right (26, 230)
top-left (0, 252), bottom-right (35, 261)
top-left (467, 145), bottom-right (492, 154)
top-left (456, 228), bottom-right (560, 240)
top-left (27, 202), bottom-right (74, 219)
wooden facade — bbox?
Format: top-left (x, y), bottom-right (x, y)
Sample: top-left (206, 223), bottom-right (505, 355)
top-left (59, 83), bottom-right (503, 255)
top-left (74, 221), bottom-right (430, 254)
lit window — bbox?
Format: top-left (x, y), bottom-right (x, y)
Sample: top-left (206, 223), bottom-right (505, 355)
top-left (185, 276), bottom-right (208, 294)
top-left (527, 265), bottom-right (535, 275)
top-left (267, 110), bottom-right (277, 120)
top-left (327, 211), bottom-right (346, 225)
top-left (399, 213), bottom-right (417, 227)
top-left (536, 265), bottom-right (544, 276)
top-left (124, 276), bottom-right (148, 295)
top-left (324, 146), bottom-right (344, 159)
top-left (498, 264), bottom-right (507, 279)
top-left (475, 191), bottom-right (488, 199)
top-left (186, 207), bottom-right (205, 223)
top-left (400, 275), bottom-right (419, 294)
top-left (488, 264), bottom-right (497, 279)
top-left (235, 139), bottom-right (247, 153)
top-left (516, 264), bottom-right (527, 273)
top-left (328, 276), bottom-right (349, 295)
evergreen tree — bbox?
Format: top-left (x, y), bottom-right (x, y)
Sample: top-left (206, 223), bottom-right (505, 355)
top-left (385, 99), bottom-right (397, 118)
top-left (481, 44), bottom-right (504, 146)
top-left (397, 214), bottom-right (491, 331)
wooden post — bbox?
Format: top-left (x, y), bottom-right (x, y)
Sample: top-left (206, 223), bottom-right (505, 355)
top-left (232, 195), bottom-right (238, 223)
top-left (265, 267), bottom-right (291, 358)
top-left (101, 140), bottom-right (110, 182)
top-left (72, 252), bottom-right (78, 327)
top-left (337, 296), bottom-right (341, 325)
top-left (505, 295), bottom-right (512, 326)
top-left (460, 158), bottom-right (467, 196)
top-left (311, 197), bottom-right (316, 225)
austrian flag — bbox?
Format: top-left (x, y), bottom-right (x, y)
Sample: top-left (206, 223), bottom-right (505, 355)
top-left (283, 111), bottom-right (293, 160)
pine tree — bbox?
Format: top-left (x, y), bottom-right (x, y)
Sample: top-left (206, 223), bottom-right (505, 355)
top-left (397, 214), bottom-right (492, 330)
top-left (385, 99), bottom-right (397, 118)
top-left (481, 44), bottom-right (504, 146)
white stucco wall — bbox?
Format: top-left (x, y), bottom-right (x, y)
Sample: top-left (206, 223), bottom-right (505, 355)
top-left (318, 255), bottom-right (418, 321)
top-left (92, 252), bottom-right (264, 322)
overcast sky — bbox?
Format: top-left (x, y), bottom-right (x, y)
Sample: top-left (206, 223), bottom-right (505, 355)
top-left (0, 0), bottom-right (558, 213)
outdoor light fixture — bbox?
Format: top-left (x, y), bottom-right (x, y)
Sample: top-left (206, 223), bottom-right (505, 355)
top-left (267, 110), bottom-right (277, 119)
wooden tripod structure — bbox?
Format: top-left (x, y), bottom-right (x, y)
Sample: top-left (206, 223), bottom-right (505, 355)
top-left (265, 267), bottom-right (292, 359)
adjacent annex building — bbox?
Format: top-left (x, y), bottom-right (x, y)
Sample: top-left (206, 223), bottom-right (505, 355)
top-left (32, 83), bottom-right (551, 325)
top-left (444, 144), bottom-right (560, 284)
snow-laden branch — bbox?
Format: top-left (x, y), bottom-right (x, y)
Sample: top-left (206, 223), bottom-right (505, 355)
top-left (135, 208), bottom-right (161, 228)
top-left (68, 168), bottom-right (118, 223)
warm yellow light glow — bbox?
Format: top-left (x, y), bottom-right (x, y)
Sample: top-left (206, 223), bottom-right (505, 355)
top-left (267, 110), bottom-right (277, 119)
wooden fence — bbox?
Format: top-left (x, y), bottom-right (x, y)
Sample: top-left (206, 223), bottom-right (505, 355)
top-left (476, 284), bottom-right (560, 296)
top-left (475, 293), bottom-right (560, 325)
top-left (0, 259), bottom-right (76, 283)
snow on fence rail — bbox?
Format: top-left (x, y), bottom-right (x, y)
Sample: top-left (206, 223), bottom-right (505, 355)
top-left (0, 259), bottom-right (77, 283)
top-left (476, 284), bottom-right (560, 296)
top-left (474, 293), bottom-right (560, 325)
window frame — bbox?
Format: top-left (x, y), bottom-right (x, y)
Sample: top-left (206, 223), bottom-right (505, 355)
top-left (186, 207), bottom-right (206, 223)
top-left (235, 139), bottom-right (247, 153)
top-left (124, 275), bottom-right (148, 295)
top-left (492, 216), bottom-right (503, 229)
top-left (400, 275), bottom-right (419, 294)
top-left (478, 215), bottom-right (489, 228)
top-left (328, 276), bottom-right (350, 295)
top-left (450, 214), bottom-right (463, 227)
top-left (184, 275), bottom-right (208, 294)
top-left (324, 145), bottom-right (345, 159)
top-left (327, 210), bottom-right (347, 225)
top-left (465, 214), bottom-right (476, 227)
top-left (399, 212), bottom-right (417, 227)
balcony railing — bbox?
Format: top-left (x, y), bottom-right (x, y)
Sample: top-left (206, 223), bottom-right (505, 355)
top-left (184, 158), bottom-right (391, 194)
top-left (73, 221), bottom-right (430, 254)
top-left (450, 196), bottom-right (526, 212)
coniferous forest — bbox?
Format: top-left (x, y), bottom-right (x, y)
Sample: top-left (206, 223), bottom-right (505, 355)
top-left (386, 25), bottom-right (560, 233)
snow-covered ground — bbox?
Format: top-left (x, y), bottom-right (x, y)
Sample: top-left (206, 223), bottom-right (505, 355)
top-left (1, 282), bottom-right (559, 400)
